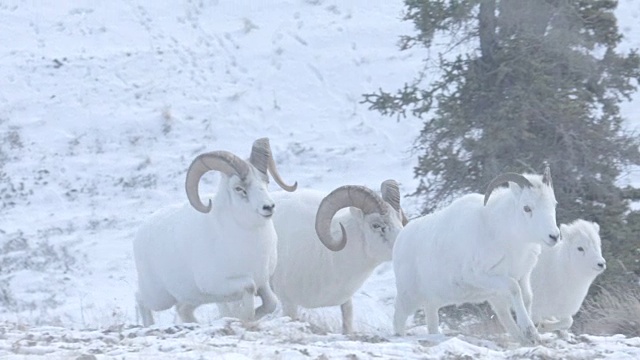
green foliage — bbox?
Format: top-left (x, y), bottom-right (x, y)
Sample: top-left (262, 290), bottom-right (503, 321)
top-left (363, 0), bottom-right (640, 282)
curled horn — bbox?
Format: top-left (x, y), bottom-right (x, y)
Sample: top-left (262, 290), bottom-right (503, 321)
top-left (249, 138), bottom-right (270, 175)
top-left (483, 173), bottom-right (533, 206)
top-left (249, 138), bottom-right (298, 192)
top-left (542, 161), bottom-right (552, 188)
top-left (381, 179), bottom-right (409, 226)
top-left (315, 185), bottom-right (387, 251)
top-left (185, 151), bottom-right (250, 213)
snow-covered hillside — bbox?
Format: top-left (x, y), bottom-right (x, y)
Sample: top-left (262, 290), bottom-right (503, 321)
top-left (1, 0), bottom-right (639, 358)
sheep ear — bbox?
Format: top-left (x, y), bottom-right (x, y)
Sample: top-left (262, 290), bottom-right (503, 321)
top-left (560, 224), bottom-right (569, 239)
top-left (592, 221), bottom-right (600, 233)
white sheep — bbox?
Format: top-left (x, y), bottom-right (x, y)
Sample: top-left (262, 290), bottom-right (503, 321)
top-left (529, 219), bottom-right (606, 333)
top-left (219, 180), bottom-right (407, 334)
top-left (133, 138), bottom-right (297, 326)
top-left (393, 165), bottom-right (560, 345)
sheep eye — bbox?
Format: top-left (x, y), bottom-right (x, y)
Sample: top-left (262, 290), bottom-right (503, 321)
top-left (372, 223), bottom-right (382, 230)
top-left (578, 246), bottom-right (584, 252)
top-left (523, 205), bottom-right (532, 213)
top-left (235, 187), bottom-right (247, 196)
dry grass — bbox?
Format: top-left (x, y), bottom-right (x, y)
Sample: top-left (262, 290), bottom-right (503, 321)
top-left (575, 284), bottom-right (640, 337)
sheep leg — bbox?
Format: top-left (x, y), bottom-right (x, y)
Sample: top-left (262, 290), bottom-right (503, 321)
top-left (176, 303), bottom-right (198, 323)
top-left (393, 292), bottom-right (420, 336)
top-left (135, 277), bottom-right (177, 327)
top-left (424, 303), bottom-right (440, 335)
top-left (340, 299), bottom-right (353, 334)
top-left (238, 285), bottom-right (256, 321)
top-left (489, 297), bottom-right (525, 341)
top-left (519, 275), bottom-right (534, 317)
top-left (255, 286), bottom-right (277, 319)
top-left (282, 301), bottom-right (299, 320)
top-left (468, 275), bottom-right (539, 345)
top-left (136, 292), bottom-right (155, 327)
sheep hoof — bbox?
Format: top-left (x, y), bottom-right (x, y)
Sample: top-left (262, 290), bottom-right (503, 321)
top-left (521, 326), bottom-right (541, 346)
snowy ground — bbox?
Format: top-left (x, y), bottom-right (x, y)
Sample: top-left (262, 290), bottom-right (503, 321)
top-left (1, 0), bottom-right (639, 358)
top-left (2, 320), bottom-right (640, 359)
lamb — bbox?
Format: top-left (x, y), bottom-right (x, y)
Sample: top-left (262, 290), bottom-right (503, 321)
top-left (529, 219), bottom-right (606, 333)
top-left (392, 165), bottom-right (560, 345)
top-left (133, 138), bottom-right (297, 326)
top-left (219, 180), bottom-right (407, 333)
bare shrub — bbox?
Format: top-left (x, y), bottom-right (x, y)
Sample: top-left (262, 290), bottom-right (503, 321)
top-left (1, 231), bottom-right (77, 274)
top-left (0, 230), bottom-right (80, 311)
top-left (115, 173), bottom-right (157, 189)
top-left (575, 284), bottom-right (640, 337)
top-left (0, 278), bottom-right (17, 308)
top-left (161, 106), bottom-right (172, 135)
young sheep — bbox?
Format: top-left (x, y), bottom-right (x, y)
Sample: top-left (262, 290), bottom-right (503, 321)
top-left (393, 165), bottom-right (560, 345)
top-left (219, 180), bottom-right (407, 333)
top-left (133, 138), bottom-right (297, 326)
top-left (529, 219), bottom-right (606, 333)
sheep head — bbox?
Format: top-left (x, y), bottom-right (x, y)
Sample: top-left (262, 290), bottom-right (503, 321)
top-left (185, 138), bottom-right (297, 219)
top-left (315, 184), bottom-right (404, 260)
top-left (483, 163), bottom-right (560, 247)
top-left (561, 220), bottom-right (606, 275)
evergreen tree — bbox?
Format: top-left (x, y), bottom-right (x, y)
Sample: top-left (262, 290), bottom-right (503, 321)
top-left (363, 0), bottom-right (640, 284)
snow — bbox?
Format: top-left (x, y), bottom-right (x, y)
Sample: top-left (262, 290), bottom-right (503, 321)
top-left (2, 320), bottom-right (640, 359)
top-left (1, 0), bottom-right (639, 358)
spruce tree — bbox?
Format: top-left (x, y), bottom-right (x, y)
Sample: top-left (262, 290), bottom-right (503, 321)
top-left (363, 0), bottom-right (640, 285)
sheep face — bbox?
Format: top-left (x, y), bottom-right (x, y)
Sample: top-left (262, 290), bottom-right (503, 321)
top-left (223, 169), bottom-right (276, 226)
top-left (510, 180), bottom-right (560, 248)
top-left (357, 204), bottom-right (404, 262)
top-left (561, 221), bottom-right (606, 274)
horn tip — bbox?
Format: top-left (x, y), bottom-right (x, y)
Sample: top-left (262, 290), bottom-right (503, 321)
top-left (199, 199), bottom-right (213, 213)
top-left (332, 223), bottom-right (347, 252)
top-left (289, 181), bottom-right (298, 192)
top-left (253, 137), bottom-right (270, 146)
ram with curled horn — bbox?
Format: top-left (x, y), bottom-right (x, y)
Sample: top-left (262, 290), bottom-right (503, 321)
top-left (393, 165), bottom-right (561, 345)
top-left (219, 180), bottom-right (408, 334)
top-left (133, 137), bottom-right (297, 326)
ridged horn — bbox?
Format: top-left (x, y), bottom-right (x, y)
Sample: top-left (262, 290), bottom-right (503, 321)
top-left (185, 151), bottom-right (250, 213)
top-left (381, 179), bottom-right (408, 226)
top-left (483, 172), bottom-right (533, 206)
top-left (249, 138), bottom-right (270, 175)
top-left (542, 161), bottom-right (552, 188)
top-left (381, 180), bottom-right (401, 212)
top-left (315, 185), bottom-right (387, 251)
top-left (250, 138), bottom-right (297, 192)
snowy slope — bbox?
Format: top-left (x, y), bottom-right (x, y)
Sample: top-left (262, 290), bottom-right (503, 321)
top-left (1, 0), bottom-right (639, 358)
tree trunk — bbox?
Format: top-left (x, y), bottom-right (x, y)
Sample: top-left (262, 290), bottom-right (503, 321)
top-left (478, 0), bottom-right (497, 62)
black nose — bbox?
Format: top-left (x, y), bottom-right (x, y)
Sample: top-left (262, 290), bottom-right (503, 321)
top-left (597, 262), bottom-right (606, 269)
top-left (263, 204), bottom-right (275, 212)
top-left (549, 234), bottom-right (559, 242)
